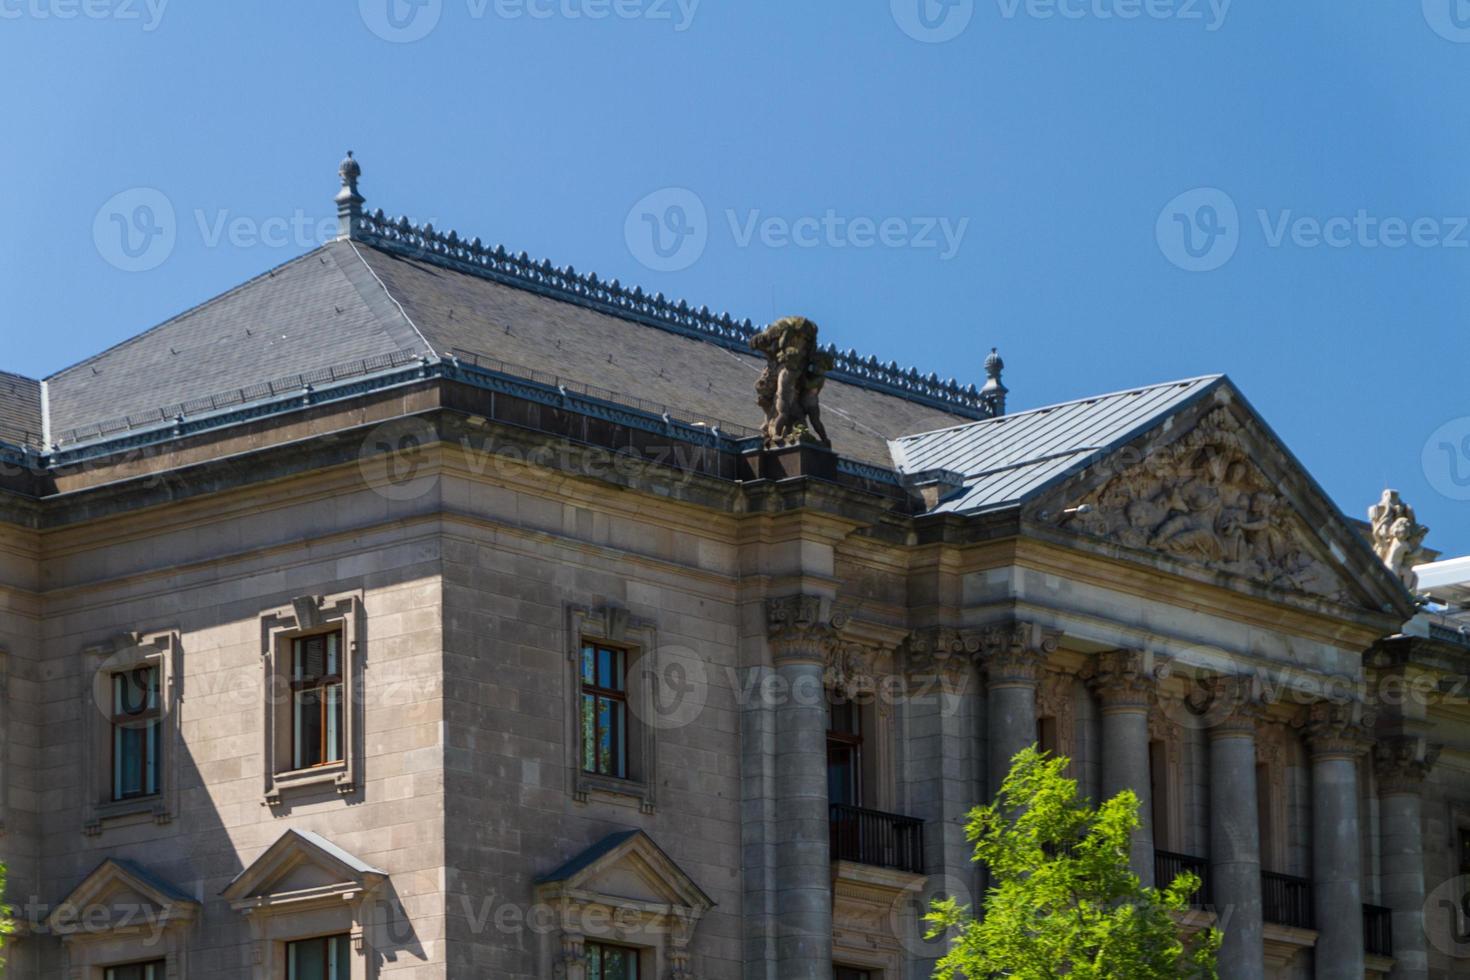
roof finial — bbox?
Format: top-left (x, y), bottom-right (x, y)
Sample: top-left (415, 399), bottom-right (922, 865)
top-left (981, 347), bottom-right (1007, 416)
top-left (335, 151), bottom-right (365, 240)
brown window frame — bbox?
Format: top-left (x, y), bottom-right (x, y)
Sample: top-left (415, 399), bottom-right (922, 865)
top-left (586, 941), bottom-right (641, 980)
top-left (581, 643), bottom-right (631, 779)
top-left (290, 631), bottom-right (345, 772)
top-left (110, 665), bottom-right (161, 802)
top-left (104, 960), bottom-right (166, 980)
top-left (286, 933), bottom-right (351, 980)
top-left (827, 697), bottom-right (864, 808)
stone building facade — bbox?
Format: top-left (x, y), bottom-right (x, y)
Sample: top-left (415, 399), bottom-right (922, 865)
top-left (1, 157), bottom-right (1468, 979)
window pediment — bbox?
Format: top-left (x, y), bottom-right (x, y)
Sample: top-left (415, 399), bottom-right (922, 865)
top-left (48, 859), bottom-right (199, 937)
top-left (222, 829), bottom-right (385, 912)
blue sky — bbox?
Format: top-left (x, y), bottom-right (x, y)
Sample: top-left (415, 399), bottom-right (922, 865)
top-left (2, 1), bottom-right (1468, 556)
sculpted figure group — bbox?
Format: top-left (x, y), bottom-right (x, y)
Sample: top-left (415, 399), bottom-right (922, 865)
top-left (1369, 489), bottom-right (1429, 590)
top-left (751, 316), bottom-right (832, 450)
top-left (1056, 409), bottom-right (1346, 600)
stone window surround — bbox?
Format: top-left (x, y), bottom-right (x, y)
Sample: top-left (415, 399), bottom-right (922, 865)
top-left (81, 630), bottom-right (182, 836)
top-left (260, 593), bottom-right (363, 808)
top-left (566, 604), bottom-right (658, 814)
top-left (47, 859), bottom-right (199, 980)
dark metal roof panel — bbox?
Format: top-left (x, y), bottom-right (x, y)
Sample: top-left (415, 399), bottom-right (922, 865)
top-left (0, 370), bottom-right (42, 446)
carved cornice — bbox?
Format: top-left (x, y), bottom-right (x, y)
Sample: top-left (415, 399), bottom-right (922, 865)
top-left (765, 595), bottom-right (841, 666)
top-left (1084, 649), bottom-right (1164, 712)
top-left (1296, 701), bottom-right (1376, 760)
top-left (1373, 735), bottom-right (1442, 795)
top-left (355, 211), bottom-right (997, 419)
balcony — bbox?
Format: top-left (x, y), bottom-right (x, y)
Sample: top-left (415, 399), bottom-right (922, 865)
top-left (1363, 904), bottom-right (1393, 957)
top-left (829, 803), bottom-right (925, 874)
top-left (1262, 872), bottom-right (1314, 930)
top-left (1155, 850), bottom-right (1210, 906)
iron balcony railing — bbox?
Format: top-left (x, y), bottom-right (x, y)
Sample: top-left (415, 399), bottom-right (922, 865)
top-left (1363, 904), bottom-right (1393, 957)
top-left (1155, 850), bottom-right (1210, 906)
top-left (1262, 872), bottom-right (1314, 930)
top-left (829, 804), bottom-right (925, 874)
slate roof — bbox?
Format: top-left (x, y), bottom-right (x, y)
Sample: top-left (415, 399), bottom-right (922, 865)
top-left (0, 370), bottom-right (43, 446)
top-left (29, 235), bottom-right (984, 468)
top-left (889, 375), bottom-right (1224, 513)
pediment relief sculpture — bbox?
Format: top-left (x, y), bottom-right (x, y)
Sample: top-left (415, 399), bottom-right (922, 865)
top-left (1045, 408), bottom-right (1350, 602)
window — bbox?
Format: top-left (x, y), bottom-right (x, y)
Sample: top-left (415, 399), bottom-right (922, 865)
top-left (261, 594), bottom-right (363, 807)
top-left (1459, 827), bottom-right (1470, 875)
top-left (111, 666), bottom-right (161, 800)
top-left (105, 961), bottom-right (166, 980)
top-left (835, 967), bottom-right (873, 980)
top-left (1256, 763), bottom-right (1275, 871)
top-left (587, 942), bottom-right (640, 980)
top-left (582, 643), bottom-right (629, 779)
top-left (1149, 740), bottom-right (1170, 850)
top-left (286, 935), bottom-right (351, 980)
top-left (827, 698), bottom-right (863, 807)
top-left (1036, 716), bottom-right (1059, 757)
top-left (291, 632), bottom-right (344, 771)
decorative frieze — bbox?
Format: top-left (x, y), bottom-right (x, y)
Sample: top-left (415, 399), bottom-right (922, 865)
top-left (1373, 735), bottom-right (1441, 795)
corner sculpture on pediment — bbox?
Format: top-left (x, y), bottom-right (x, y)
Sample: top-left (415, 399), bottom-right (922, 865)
top-left (1368, 489), bottom-right (1430, 591)
top-left (1048, 407), bottom-right (1350, 601)
top-left (752, 315), bottom-right (833, 449)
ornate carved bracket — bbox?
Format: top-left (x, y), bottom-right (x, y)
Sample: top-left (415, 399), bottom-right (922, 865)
top-left (1084, 649), bottom-right (1166, 712)
top-left (765, 595), bottom-right (842, 666)
top-left (1296, 700), bottom-right (1376, 759)
top-left (1373, 735), bottom-right (1441, 794)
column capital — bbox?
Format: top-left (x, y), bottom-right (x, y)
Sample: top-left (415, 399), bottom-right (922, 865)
top-left (980, 621), bottom-right (1060, 687)
top-left (1373, 735), bottom-right (1441, 795)
top-left (1197, 675), bottom-right (1267, 739)
top-left (1084, 649), bottom-right (1166, 712)
top-left (1296, 700), bottom-right (1376, 760)
top-left (902, 625), bottom-right (981, 680)
top-left (765, 594), bottom-right (840, 666)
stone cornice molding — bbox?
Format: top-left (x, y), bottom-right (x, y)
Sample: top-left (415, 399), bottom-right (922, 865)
top-left (1373, 735), bottom-right (1442, 795)
top-left (1084, 649), bottom-right (1166, 713)
top-left (1296, 700), bottom-right (1376, 760)
top-left (981, 621), bottom-right (1061, 688)
top-left (765, 594), bottom-right (842, 666)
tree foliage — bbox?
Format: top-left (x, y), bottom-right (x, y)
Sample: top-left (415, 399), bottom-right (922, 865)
top-left (0, 860), bottom-right (13, 977)
top-left (926, 747), bottom-right (1221, 980)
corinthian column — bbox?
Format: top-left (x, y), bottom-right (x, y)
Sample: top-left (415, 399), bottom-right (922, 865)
top-left (765, 595), bottom-right (837, 979)
top-left (1300, 701), bottom-right (1373, 980)
top-left (1207, 677), bottom-right (1266, 980)
top-left (1087, 650), bottom-right (1160, 886)
top-left (1374, 736), bottom-right (1439, 980)
top-left (981, 622), bottom-right (1059, 797)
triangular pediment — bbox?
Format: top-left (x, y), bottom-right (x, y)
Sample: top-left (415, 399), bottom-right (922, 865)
top-left (221, 829), bottom-right (385, 909)
top-left (535, 830), bottom-right (713, 914)
top-left (48, 859), bottom-right (198, 935)
top-left (1027, 390), bottom-right (1411, 617)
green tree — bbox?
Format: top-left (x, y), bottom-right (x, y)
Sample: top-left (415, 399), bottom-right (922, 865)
top-left (926, 746), bottom-right (1220, 980)
top-left (0, 860), bottom-right (13, 977)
